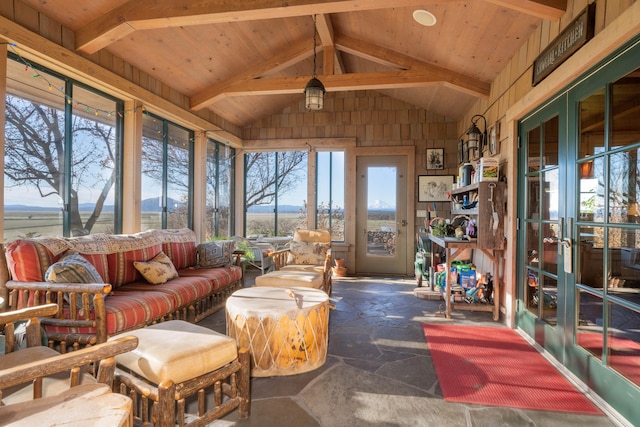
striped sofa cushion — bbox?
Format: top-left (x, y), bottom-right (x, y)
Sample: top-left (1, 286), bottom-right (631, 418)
top-left (5, 238), bottom-right (66, 282)
top-left (44, 290), bottom-right (177, 336)
top-left (179, 265), bottom-right (243, 291)
top-left (155, 228), bottom-right (197, 269)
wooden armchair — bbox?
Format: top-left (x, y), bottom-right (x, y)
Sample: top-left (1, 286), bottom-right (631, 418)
top-left (0, 304), bottom-right (138, 406)
top-left (269, 229), bottom-right (332, 294)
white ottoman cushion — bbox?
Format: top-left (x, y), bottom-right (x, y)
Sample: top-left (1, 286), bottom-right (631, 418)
top-left (254, 270), bottom-right (322, 288)
top-left (109, 320), bottom-right (237, 384)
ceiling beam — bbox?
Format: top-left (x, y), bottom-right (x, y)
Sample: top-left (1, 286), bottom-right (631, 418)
top-left (315, 14), bottom-right (344, 74)
top-left (216, 70), bottom-right (491, 98)
top-left (483, 0), bottom-right (566, 20)
top-left (76, 0), bottom-right (434, 54)
top-left (335, 34), bottom-right (488, 91)
top-left (190, 38), bottom-right (313, 110)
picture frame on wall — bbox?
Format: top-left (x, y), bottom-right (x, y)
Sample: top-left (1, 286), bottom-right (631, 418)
top-left (425, 148), bottom-right (444, 170)
top-left (418, 175), bottom-right (454, 202)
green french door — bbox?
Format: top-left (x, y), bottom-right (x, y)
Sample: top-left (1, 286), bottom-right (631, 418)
top-left (517, 96), bottom-right (571, 361)
top-left (517, 37), bottom-right (640, 424)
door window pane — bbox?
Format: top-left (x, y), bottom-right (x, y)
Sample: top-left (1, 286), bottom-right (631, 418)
top-left (577, 289), bottom-right (604, 360)
top-left (366, 166), bottom-right (396, 257)
top-left (542, 115), bottom-right (559, 168)
top-left (578, 87), bottom-right (605, 158)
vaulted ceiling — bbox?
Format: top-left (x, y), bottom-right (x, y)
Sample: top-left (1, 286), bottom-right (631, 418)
top-left (19, 0), bottom-right (566, 128)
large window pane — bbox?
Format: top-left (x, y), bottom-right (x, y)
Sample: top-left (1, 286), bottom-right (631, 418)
top-left (206, 141), bottom-right (234, 239)
top-left (277, 151), bottom-right (307, 236)
top-left (166, 124), bottom-right (190, 229)
top-left (141, 115), bottom-right (163, 230)
top-left (69, 85), bottom-right (118, 236)
top-left (245, 152), bottom-right (276, 237)
top-left (140, 114), bottom-right (192, 230)
top-left (317, 151), bottom-right (345, 241)
top-left (244, 151), bottom-right (306, 237)
top-left (4, 56), bottom-right (122, 240)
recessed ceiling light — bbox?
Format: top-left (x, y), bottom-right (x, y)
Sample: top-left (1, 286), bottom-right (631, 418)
top-left (413, 10), bottom-right (436, 27)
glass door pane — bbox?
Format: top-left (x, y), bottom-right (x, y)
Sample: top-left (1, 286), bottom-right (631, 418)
top-left (366, 166), bottom-right (397, 257)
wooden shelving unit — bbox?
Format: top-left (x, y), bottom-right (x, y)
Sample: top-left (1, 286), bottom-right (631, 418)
top-left (430, 181), bottom-right (506, 321)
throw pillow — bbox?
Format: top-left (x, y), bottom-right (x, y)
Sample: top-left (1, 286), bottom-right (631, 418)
top-left (133, 251), bottom-right (179, 285)
top-left (286, 241), bottom-right (329, 265)
top-left (45, 251), bottom-right (106, 313)
top-left (196, 240), bottom-right (235, 268)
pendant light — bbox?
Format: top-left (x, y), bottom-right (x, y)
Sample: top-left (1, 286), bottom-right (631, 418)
top-left (304, 14), bottom-right (325, 111)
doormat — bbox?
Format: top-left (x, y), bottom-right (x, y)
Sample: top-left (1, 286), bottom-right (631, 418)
top-left (422, 323), bottom-right (603, 414)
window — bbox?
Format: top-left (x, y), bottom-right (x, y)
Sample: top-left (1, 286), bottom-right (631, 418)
top-left (244, 151), bottom-right (307, 237)
top-left (205, 140), bottom-right (235, 239)
top-left (4, 55), bottom-right (123, 240)
top-left (316, 151), bottom-right (345, 241)
top-left (141, 113), bottom-right (193, 230)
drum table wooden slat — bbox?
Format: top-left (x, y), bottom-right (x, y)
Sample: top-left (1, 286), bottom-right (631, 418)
top-left (225, 287), bottom-right (329, 377)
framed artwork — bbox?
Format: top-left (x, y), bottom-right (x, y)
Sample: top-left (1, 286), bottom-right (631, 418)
top-left (425, 148), bottom-right (444, 170)
top-left (418, 175), bottom-right (454, 202)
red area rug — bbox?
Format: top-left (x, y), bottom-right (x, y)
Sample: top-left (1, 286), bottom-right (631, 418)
top-left (423, 323), bottom-right (603, 414)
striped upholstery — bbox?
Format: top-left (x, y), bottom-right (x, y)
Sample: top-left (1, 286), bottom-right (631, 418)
top-left (118, 275), bottom-right (213, 308)
top-left (179, 265), bottom-right (243, 291)
top-left (44, 290), bottom-right (177, 336)
top-left (156, 228), bottom-right (197, 269)
top-left (107, 243), bottom-right (163, 288)
top-left (5, 239), bottom-right (57, 282)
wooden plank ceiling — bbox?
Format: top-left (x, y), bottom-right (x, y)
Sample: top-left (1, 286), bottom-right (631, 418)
top-left (20, 0), bottom-right (566, 128)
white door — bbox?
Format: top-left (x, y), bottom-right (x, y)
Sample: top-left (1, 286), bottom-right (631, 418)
top-left (355, 156), bottom-right (407, 274)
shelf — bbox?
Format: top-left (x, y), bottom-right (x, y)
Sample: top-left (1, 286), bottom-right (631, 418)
top-left (451, 208), bottom-right (478, 215)
top-left (451, 183), bottom-right (479, 195)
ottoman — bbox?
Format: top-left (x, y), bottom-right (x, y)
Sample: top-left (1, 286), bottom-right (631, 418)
top-left (254, 269), bottom-right (323, 289)
top-left (226, 286), bottom-right (330, 377)
top-left (110, 320), bottom-right (250, 427)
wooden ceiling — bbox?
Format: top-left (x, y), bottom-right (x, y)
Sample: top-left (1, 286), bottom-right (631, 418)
top-left (19, 0), bottom-right (566, 128)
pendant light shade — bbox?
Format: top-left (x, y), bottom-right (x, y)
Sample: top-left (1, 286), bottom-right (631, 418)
top-left (305, 77), bottom-right (325, 110)
top-left (304, 15), bottom-right (325, 111)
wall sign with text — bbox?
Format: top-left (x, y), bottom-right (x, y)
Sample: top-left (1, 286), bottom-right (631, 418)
top-left (532, 3), bottom-right (595, 86)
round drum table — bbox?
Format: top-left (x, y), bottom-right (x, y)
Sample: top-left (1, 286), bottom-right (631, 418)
top-left (225, 286), bottom-right (329, 377)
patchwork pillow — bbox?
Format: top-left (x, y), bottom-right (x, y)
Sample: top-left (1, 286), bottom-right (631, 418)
top-left (133, 251), bottom-right (179, 285)
top-left (286, 241), bottom-right (329, 265)
top-left (45, 251), bottom-right (106, 312)
top-left (45, 251), bottom-right (104, 284)
top-left (196, 240), bottom-right (235, 269)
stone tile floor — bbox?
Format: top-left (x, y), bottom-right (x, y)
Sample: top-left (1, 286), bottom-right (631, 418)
top-left (198, 270), bottom-right (626, 427)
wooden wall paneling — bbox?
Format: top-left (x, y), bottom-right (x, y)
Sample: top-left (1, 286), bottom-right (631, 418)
top-left (0, 0), bottom-right (14, 18)
top-left (14, 1), bottom-right (38, 34)
top-left (39, 12), bottom-right (62, 45)
top-left (61, 26), bottom-right (74, 51)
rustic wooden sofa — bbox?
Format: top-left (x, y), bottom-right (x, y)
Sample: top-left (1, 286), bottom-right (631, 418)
top-left (0, 229), bottom-right (242, 351)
